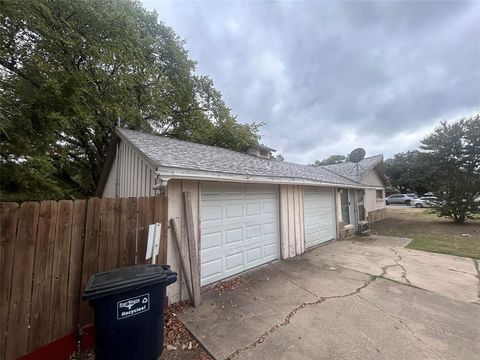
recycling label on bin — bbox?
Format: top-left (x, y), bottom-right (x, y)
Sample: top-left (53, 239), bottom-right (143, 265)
top-left (117, 293), bottom-right (150, 320)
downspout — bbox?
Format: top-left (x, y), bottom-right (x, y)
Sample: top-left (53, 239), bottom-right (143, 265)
top-left (152, 172), bottom-right (171, 197)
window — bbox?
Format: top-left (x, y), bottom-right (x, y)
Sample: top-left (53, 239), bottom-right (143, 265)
top-left (340, 189), bottom-right (350, 224)
top-left (376, 189), bottom-right (384, 200)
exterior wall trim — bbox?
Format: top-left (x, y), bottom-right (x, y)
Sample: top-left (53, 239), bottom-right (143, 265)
top-left (155, 167), bottom-right (378, 190)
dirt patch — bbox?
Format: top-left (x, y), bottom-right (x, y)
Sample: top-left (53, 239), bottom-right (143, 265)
top-left (211, 276), bottom-right (247, 294)
top-left (160, 302), bottom-right (213, 360)
top-left (371, 208), bottom-right (480, 259)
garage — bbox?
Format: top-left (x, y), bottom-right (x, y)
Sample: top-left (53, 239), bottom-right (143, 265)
top-left (200, 182), bottom-right (280, 285)
top-left (303, 187), bottom-right (336, 247)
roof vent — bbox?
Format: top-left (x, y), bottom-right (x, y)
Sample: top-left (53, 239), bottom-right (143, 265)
top-left (245, 144), bottom-right (276, 159)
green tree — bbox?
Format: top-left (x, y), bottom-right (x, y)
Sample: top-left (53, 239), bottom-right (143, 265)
top-left (384, 150), bottom-right (437, 195)
top-left (313, 154), bottom-right (347, 166)
top-left (420, 115), bottom-right (480, 223)
top-left (0, 0), bottom-right (261, 200)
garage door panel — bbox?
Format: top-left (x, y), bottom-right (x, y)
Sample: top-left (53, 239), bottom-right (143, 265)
top-left (262, 201), bottom-right (277, 214)
top-left (246, 224), bottom-right (261, 239)
top-left (225, 204), bottom-right (243, 219)
top-left (262, 222), bottom-right (277, 235)
top-left (202, 204), bottom-right (222, 222)
top-left (225, 227), bottom-right (243, 245)
top-left (304, 187), bottom-right (336, 248)
top-left (246, 202), bottom-right (261, 216)
top-left (246, 247), bottom-right (262, 263)
top-left (201, 182), bottom-right (280, 286)
top-left (263, 243), bottom-right (278, 257)
top-left (202, 231), bottom-right (222, 251)
top-left (225, 252), bottom-right (244, 271)
top-left (201, 258), bottom-right (222, 282)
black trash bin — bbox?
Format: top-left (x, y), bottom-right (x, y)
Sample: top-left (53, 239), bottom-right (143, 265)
top-left (83, 264), bottom-right (177, 360)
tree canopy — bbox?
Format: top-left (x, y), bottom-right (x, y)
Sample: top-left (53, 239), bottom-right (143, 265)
top-left (312, 154), bottom-right (347, 166)
top-left (0, 0), bottom-right (262, 201)
top-left (420, 115), bottom-right (480, 223)
top-left (385, 114), bottom-right (479, 223)
top-left (384, 150), bottom-right (437, 195)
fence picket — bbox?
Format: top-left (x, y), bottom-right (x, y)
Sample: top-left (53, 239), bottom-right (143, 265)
top-left (125, 197), bottom-right (138, 266)
top-left (66, 200), bottom-right (87, 333)
top-left (28, 201), bottom-right (58, 350)
top-left (0, 203), bottom-right (19, 360)
top-left (5, 202), bottom-right (40, 359)
top-left (49, 200), bottom-right (74, 340)
top-left (1, 196), bottom-right (167, 359)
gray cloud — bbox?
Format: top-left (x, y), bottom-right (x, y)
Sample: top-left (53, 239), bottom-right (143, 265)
top-left (144, 0), bottom-right (480, 163)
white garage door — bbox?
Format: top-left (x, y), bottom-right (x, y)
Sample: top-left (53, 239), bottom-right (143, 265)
top-left (304, 187), bottom-right (336, 247)
top-left (200, 182), bottom-right (280, 285)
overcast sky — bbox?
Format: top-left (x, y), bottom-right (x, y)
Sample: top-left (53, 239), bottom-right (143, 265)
top-left (144, 0), bottom-right (480, 163)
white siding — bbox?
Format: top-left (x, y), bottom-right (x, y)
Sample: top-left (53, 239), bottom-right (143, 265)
top-left (362, 170), bottom-right (386, 215)
top-left (365, 189), bottom-right (385, 213)
top-left (102, 140), bottom-right (157, 198)
top-left (279, 185), bottom-right (305, 259)
top-left (362, 170), bottom-right (385, 187)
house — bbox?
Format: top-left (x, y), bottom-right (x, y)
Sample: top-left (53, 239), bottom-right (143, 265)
top-left (97, 128), bottom-right (389, 302)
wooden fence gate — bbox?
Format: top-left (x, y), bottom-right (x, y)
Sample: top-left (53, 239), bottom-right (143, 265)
top-left (0, 196), bottom-right (168, 360)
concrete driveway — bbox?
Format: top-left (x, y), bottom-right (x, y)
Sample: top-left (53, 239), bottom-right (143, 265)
top-left (180, 236), bottom-right (480, 360)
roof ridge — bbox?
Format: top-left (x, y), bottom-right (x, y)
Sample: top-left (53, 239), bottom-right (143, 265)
top-left (117, 127), bottom-right (321, 168)
top-left (117, 127), bottom-right (270, 160)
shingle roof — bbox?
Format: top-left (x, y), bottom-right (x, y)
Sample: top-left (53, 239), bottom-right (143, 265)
top-left (116, 128), bottom-right (382, 187)
top-left (321, 155), bottom-right (384, 183)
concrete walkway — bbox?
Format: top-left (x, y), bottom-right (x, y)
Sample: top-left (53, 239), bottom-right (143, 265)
top-left (180, 236), bottom-right (480, 360)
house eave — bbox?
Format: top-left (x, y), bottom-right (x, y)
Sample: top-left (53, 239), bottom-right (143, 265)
top-left (155, 166), bottom-right (378, 189)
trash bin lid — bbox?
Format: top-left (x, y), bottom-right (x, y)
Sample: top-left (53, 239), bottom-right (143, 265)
top-left (83, 264), bottom-right (175, 300)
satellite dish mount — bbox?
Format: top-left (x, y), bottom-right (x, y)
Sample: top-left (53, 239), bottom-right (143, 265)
top-left (349, 148), bottom-right (366, 174)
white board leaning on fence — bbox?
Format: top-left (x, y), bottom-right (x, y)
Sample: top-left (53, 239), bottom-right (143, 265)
top-left (146, 223), bottom-right (161, 264)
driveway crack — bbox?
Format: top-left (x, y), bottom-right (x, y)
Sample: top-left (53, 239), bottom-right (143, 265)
top-left (224, 263), bottom-right (397, 360)
top-left (356, 294), bottom-right (442, 359)
top-left (390, 247), bottom-right (412, 286)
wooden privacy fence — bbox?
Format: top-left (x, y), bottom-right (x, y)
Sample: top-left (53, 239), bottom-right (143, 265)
top-left (0, 196), bottom-right (167, 360)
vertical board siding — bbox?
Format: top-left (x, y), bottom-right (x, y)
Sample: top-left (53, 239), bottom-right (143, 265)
top-left (0, 197), bottom-right (167, 360)
top-left (278, 185), bottom-right (305, 259)
top-left (102, 140), bottom-right (158, 199)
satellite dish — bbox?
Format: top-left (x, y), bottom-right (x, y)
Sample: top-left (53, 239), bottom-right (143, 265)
top-left (349, 148), bottom-right (366, 163)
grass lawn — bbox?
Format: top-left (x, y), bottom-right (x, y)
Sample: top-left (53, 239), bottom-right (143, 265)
top-left (370, 208), bottom-right (480, 259)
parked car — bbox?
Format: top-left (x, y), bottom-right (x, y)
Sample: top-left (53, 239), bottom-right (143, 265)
top-left (411, 196), bottom-right (440, 208)
top-left (385, 194), bottom-right (417, 205)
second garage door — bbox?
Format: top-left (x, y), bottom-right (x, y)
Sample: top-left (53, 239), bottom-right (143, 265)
top-left (200, 182), bottom-right (280, 286)
top-left (303, 187), bottom-right (336, 247)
